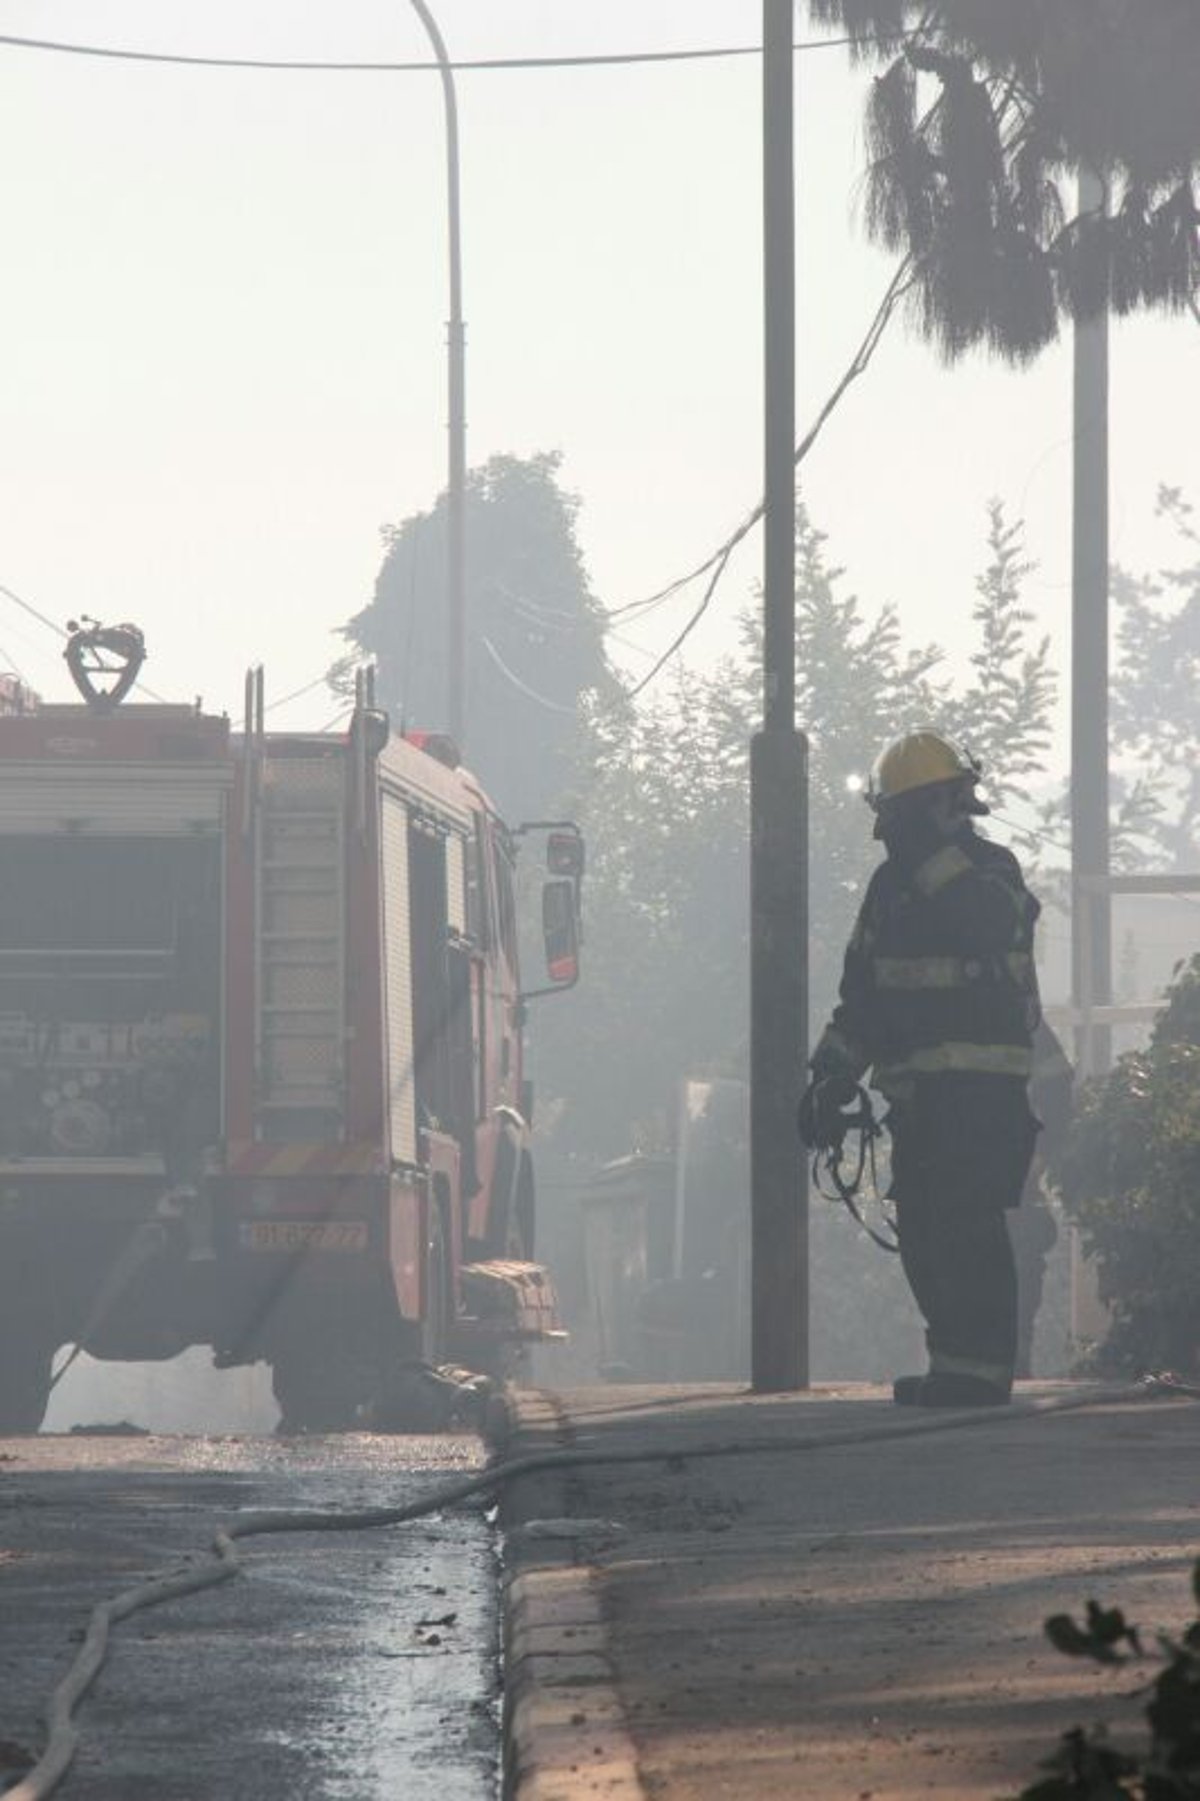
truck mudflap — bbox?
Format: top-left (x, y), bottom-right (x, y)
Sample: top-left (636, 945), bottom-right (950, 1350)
top-left (456, 1259), bottom-right (566, 1344)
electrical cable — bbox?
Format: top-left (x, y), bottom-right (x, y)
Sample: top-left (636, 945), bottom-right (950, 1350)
top-left (0, 30), bottom-right (876, 77)
top-left (618, 257), bottom-right (917, 696)
top-left (480, 634), bottom-right (577, 715)
top-left (991, 807), bottom-right (1200, 908)
top-left (604, 626), bottom-right (658, 664)
top-left (493, 587), bottom-right (580, 636)
top-left (989, 806), bottom-right (1071, 858)
top-left (0, 581), bottom-right (66, 642)
top-left (8, 1374), bottom-right (1197, 1801)
top-left (452, 579), bottom-right (660, 677)
top-left (0, 637), bottom-right (28, 683)
top-left (317, 705), bottom-right (354, 734)
top-left (263, 672), bottom-right (332, 714)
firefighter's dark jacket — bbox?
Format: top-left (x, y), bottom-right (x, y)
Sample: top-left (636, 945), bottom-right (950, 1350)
top-left (812, 827), bottom-right (1041, 1099)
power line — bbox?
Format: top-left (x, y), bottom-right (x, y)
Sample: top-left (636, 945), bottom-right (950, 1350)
top-left (317, 705), bottom-right (354, 734)
top-left (233, 260), bottom-right (916, 720)
top-left (605, 626), bottom-right (658, 665)
top-left (480, 635), bottom-right (577, 715)
top-left (620, 256), bottom-right (917, 697)
top-left (991, 808), bottom-right (1200, 910)
top-left (0, 579), bottom-right (67, 641)
top-left (991, 806), bottom-right (1071, 858)
top-left (0, 637), bottom-right (28, 683)
top-left (317, 261), bottom-right (917, 716)
top-left (263, 671), bottom-right (333, 713)
top-left (0, 29), bottom-right (871, 76)
top-left (491, 583), bottom-right (656, 659)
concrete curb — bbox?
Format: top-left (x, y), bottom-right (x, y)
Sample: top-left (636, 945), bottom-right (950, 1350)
top-left (491, 1388), bottom-right (645, 1801)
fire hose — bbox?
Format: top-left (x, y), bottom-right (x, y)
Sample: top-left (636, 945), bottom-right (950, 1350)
top-left (8, 1374), bottom-right (1200, 1801)
top-left (810, 1083), bottom-right (899, 1252)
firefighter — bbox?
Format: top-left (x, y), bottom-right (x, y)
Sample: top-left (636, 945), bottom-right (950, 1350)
top-left (799, 730), bottom-right (1042, 1407)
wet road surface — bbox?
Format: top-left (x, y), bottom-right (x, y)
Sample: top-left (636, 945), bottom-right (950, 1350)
top-left (0, 1431), bottom-right (498, 1800)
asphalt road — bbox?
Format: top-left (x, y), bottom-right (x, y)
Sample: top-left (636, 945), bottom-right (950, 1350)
top-left (0, 1429), bottom-right (499, 1801)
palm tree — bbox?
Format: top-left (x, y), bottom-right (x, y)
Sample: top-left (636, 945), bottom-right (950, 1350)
top-left (810, 0), bottom-right (1200, 360)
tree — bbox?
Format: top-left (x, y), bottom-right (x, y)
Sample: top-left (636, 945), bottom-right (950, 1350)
top-left (339, 452), bottom-right (615, 821)
top-left (942, 500), bottom-right (1055, 825)
top-left (1051, 954), bottom-right (1200, 1375)
top-left (1111, 486), bottom-right (1200, 871)
top-left (535, 497), bottom-right (1054, 1151)
top-left (808, 1), bottom-right (1200, 361)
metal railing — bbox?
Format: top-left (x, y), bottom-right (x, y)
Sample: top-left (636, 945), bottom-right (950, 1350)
top-left (1048, 872), bottom-right (1200, 1079)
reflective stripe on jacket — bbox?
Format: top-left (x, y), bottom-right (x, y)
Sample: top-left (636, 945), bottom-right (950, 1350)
top-left (811, 827), bottom-right (1041, 1096)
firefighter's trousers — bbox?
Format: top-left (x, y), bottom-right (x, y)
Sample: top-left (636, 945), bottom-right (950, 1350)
top-left (888, 1075), bottom-right (1038, 1388)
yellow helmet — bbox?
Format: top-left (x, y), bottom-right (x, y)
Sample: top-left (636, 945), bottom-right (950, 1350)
top-left (866, 730), bottom-right (985, 811)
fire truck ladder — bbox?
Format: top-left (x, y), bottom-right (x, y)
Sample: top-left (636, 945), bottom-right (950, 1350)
top-left (254, 754), bottom-right (347, 1140)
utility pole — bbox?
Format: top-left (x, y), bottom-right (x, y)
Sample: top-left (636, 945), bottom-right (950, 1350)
top-left (751, 0), bottom-right (808, 1393)
top-left (1071, 165), bottom-right (1111, 1077)
top-left (409, 0), bottom-right (467, 751)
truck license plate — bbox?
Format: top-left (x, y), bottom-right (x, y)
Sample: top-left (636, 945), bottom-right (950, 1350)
top-left (239, 1220), bottom-right (368, 1253)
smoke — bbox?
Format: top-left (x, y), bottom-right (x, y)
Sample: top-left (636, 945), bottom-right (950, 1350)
top-left (42, 1348), bottom-right (278, 1435)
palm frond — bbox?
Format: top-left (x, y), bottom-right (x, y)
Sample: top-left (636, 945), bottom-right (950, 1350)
top-left (808, 0), bottom-right (914, 60)
top-left (824, 0), bottom-right (1200, 360)
top-left (865, 55), bottom-right (917, 163)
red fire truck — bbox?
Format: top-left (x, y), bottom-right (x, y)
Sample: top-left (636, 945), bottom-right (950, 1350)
top-left (0, 626), bottom-right (582, 1431)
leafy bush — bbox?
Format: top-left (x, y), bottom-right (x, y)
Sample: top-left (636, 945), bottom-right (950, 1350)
top-left (1019, 1557), bottom-right (1200, 1800)
top-left (1052, 956), bottom-right (1200, 1375)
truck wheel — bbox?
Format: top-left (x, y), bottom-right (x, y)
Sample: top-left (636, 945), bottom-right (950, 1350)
top-left (0, 1331), bottom-right (54, 1434)
top-left (271, 1341), bottom-right (370, 1435)
top-left (469, 1335), bottom-right (530, 1389)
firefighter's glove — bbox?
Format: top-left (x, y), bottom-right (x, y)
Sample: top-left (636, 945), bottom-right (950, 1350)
top-left (797, 1075), bottom-right (858, 1151)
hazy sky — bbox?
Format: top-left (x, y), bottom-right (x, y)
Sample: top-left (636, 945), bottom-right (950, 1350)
top-left (0, 1), bottom-right (1196, 751)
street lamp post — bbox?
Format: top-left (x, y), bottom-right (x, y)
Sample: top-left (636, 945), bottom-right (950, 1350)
top-left (408, 0), bottom-right (467, 750)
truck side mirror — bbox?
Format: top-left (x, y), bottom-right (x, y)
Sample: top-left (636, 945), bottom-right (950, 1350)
top-left (542, 879), bottom-right (580, 989)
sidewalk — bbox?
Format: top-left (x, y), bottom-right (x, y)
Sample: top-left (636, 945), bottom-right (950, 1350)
top-left (496, 1382), bottom-right (1200, 1800)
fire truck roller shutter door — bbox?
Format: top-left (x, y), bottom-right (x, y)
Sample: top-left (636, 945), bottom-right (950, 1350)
top-left (0, 763), bottom-right (231, 834)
